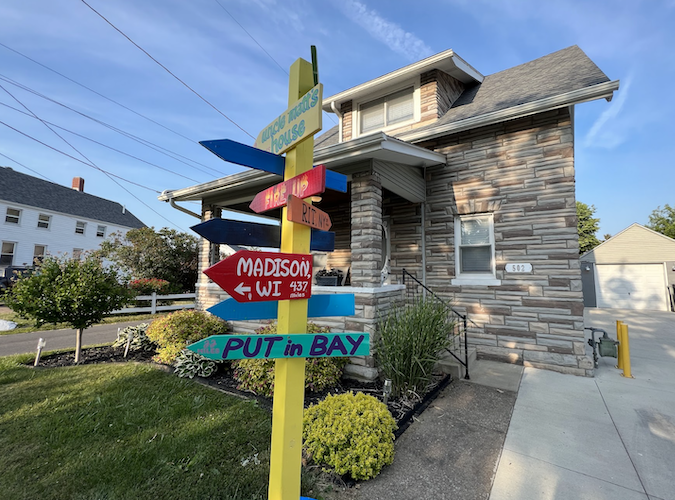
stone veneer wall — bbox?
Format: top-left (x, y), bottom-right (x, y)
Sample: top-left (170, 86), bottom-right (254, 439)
top-left (195, 204), bottom-right (221, 312)
top-left (341, 101), bottom-right (353, 142)
top-left (419, 69), bottom-right (465, 124)
top-left (351, 172), bottom-right (383, 287)
top-left (415, 108), bottom-right (592, 376)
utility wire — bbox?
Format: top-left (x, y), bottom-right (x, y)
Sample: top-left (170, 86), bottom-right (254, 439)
top-left (1, 101), bottom-right (200, 183)
top-left (80, 0), bottom-right (255, 140)
top-left (0, 151), bottom-right (56, 183)
top-left (0, 74), bottom-right (227, 176)
top-left (0, 41), bottom-right (199, 146)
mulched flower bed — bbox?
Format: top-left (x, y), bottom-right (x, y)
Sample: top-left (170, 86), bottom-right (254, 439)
top-left (32, 345), bottom-right (452, 436)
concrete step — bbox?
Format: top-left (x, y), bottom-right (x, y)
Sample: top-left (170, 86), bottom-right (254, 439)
top-left (435, 347), bottom-right (477, 380)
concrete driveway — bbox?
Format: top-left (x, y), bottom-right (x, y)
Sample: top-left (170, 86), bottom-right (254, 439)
top-left (490, 308), bottom-right (675, 500)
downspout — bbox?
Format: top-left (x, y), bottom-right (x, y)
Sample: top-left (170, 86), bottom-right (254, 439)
top-left (421, 167), bottom-right (427, 294)
top-left (162, 190), bottom-right (201, 219)
top-left (330, 101), bottom-right (343, 142)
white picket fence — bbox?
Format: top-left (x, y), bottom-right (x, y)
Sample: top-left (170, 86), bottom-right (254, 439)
top-left (112, 292), bottom-right (196, 315)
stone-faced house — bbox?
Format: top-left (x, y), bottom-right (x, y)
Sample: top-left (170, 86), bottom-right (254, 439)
top-left (159, 46), bottom-right (618, 378)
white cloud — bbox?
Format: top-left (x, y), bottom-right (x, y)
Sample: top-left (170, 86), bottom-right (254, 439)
top-left (584, 74), bottom-right (632, 149)
top-left (335, 0), bottom-right (432, 61)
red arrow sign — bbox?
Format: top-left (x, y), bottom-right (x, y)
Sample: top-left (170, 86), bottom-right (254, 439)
top-left (249, 165), bottom-right (326, 214)
top-left (204, 250), bottom-right (312, 303)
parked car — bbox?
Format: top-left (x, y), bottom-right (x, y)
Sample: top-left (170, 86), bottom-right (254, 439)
top-left (0, 266), bottom-right (34, 291)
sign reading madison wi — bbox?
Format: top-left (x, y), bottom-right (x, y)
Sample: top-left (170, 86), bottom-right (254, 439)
top-left (204, 250), bottom-right (312, 302)
top-left (253, 83), bottom-right (323, 155)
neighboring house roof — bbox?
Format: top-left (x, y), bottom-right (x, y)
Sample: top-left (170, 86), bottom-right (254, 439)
top-left (315, 45), bottom-right (615, 148)
top-left (0, 167), bottom-right (146, 229)
top-left (581, 223), bottom-right (675, 264)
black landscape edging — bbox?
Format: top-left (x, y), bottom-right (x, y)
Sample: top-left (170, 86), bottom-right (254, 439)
top-left (393, 373), bottom-right (453, 439)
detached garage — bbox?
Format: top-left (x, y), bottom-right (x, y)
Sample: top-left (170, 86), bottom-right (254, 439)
top-left (581, 223), bottom-right (675, 312)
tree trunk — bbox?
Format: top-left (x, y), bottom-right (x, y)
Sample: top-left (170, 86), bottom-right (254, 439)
top-left (75, 328), bottom-right (83, 364)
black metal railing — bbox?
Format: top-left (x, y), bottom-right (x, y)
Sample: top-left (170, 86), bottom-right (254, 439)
top-left (401, 269), bottom-right (470, 379)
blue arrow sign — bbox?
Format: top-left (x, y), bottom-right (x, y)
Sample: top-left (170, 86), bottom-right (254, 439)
top-left (200, 139), bottom-right (285, 176)
top-left (324, 168), bottom-right (347, 193)
top-left (208, 293), bottom-right (356, 321)
top-left (191, 219), bottom-right (335, 252)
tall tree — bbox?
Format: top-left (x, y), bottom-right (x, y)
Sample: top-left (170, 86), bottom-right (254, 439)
top-left (577, 201), bottom-right (601, 254)
top-left (98, 227), bottom-right (199, 292)
top-left (647, 204), bottom-right (675, 239)
top-left (5, 255), bottom-right (132, 363)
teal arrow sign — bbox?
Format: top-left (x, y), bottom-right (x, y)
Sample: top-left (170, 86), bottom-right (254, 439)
top-left (188, 333), bottom-right (369, 360)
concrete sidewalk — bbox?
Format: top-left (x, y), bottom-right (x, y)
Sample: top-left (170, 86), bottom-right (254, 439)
top-left (490, 308), bottom-right (675, 500)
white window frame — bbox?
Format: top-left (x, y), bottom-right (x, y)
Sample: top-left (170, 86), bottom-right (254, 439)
top-left (1, 241), bottom-right (16, 266)
top-left (75, 221), bottom-right (86, 235)
top-left (451, 214), bottom-right (501, 286)
top-left (352, 78), bottom-right (421, 139)
top-left (37, 213), bottom-right (51, 229)
top-left (96, 225), bottom-right (106, 238)
top-left (5, 207), bottom-right (21, 225)
top-left (33, 244), bottom-right (46, 264)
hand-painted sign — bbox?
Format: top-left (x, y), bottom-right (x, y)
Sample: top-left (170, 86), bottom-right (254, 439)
top-left (287, 195), bottom-right (331, 231)
top-left (191, 219), bottom-right (335, 252)
top-left (199, 139), bottom-right (285, 176)
top-left (188, 332), bottom-right (369, 360)
top-left (324, 168), bottom-right (348, 193)
top-left (249, 165), bottom-right (326, 214)
top-left (254, 83), bottom-right (323, 155)
top-left (207, 293), bottom-right (356, 321)
top-left (204, 250), bottom-right (312, 302)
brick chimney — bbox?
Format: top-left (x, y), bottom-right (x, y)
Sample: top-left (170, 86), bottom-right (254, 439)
top-left (72, 177), bottom-right (85, 192)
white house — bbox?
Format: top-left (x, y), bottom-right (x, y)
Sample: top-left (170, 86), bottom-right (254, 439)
top-left (1, 167), bottom-right (145, 270)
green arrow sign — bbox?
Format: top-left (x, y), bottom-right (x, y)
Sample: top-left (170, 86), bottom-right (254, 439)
top-left (188, 333), bottom-right (369, 360)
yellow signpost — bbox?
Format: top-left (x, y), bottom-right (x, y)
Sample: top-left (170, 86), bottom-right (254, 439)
top-left (268, 57), bottom-right (317, 500)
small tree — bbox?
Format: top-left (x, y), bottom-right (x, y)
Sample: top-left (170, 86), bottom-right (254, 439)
top-left (97, 227), bottom-right (198, 292)
top-left (647, 204), bottom-right (675, 239)
top-left (5, 255), bottom-right (133, 363)
top-left (577, 201), bottom-right (601, 254)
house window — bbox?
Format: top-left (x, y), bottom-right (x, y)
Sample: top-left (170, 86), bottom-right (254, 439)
top-left (37, 214), bottom-right (51, 229)
top-left (5, 208), bottom-right (21, 224)
top-left (73, 248), bottom-right (83, 260)
top-left (1, 242), bottom-right (16, 266)
top-left (75, 221), bottom-right (86, 235)
top-left (359, 87), bottom-right (415, 134)
top-left (451, 214), bottom-right (500, 286)
top-left (96, 225), bottom-right (106, 238)
top-left (33, 245), bottom-right (46, 264)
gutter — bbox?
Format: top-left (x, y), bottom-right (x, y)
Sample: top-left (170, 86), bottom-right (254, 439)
top-left (161, 190), bottom-right (201, 219)
top-left (330, 101), bottom-right (343, 143)
top-left (398, 80), bottom-right (621, 143)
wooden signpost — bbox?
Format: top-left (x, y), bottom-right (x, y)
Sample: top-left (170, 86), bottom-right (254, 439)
top-left (192, 50), bottom-right (360, 500)
top-left (204, 250), bottom-right (312, 302)
top-left (286, 195), bottom-right (332, 231)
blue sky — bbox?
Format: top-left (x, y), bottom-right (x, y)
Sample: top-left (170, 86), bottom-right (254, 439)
top-left (1, 0), bottom-right (673, 237)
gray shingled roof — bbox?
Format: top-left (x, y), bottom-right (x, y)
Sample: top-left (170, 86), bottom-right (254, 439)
top-left (0, 167), bottom-right (146, 229)
top-left (314, 45), bottom-right (610, 148)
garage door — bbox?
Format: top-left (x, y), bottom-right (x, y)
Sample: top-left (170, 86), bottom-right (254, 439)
top-left (595, 264), bottom-right (668, 311)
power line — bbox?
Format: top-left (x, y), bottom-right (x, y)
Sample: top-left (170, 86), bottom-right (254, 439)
top-left (1, 101), bottom-right (200, 183)
top-left (0, 41), bottom-right (199, 146)
top-left (0, 73), bottom-right (228, 177)
top-left (0, 152), bottom-right (56, 183)
top-left (80, 0), bottom-right (255, 140)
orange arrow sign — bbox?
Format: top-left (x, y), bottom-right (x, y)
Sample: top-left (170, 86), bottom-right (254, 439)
top-left (286, 195), bottom-right (332, 231)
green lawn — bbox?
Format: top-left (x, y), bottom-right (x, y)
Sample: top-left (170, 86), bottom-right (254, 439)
top-left (0, 311), bottom-right (168, 335)
top-left (0, 358), bottom-right (290, 500)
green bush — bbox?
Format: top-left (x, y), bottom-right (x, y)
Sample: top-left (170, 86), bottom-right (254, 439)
top-left (173, 349), bottom-right (221, 378)
top-left (233, 322), bottom-right (348, 398)
top-left (377, 297), bottom-right (455, 397)
top-left (303, 392), bottom-right (396, 480)
top-left (146, 310), bottom-right (228, 364)
top-left (112, 323), bottom-right (156, 352)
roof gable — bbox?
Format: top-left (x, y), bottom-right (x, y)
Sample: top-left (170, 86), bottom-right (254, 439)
top-left (0, 167), bottom-right (145, 229)
top-left (582, 223), bottom-right (675, 264)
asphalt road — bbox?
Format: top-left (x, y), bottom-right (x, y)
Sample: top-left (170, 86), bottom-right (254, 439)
top-left (0, 320), bottom-right (150, 357)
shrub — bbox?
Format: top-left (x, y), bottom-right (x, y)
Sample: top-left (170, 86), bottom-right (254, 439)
top-left (173, 349), bottom-right (221, 378)
top-left (146, 310), bottom-right (228, 364)
top-left (377, 297), bottom-right (455, 397)
top-left (112, 323), bottom-right (156, 352)
top-left (129, 278), bottom-right (170, 295)
top-left (303, 392), bottom-right (396, 480)
top-left (233, 322), bottom-right (348, 398)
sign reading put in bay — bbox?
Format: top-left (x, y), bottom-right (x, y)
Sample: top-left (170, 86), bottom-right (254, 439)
top-left (253, 83), bottom-right (323, 155)
top-left (188, 333), bottom-right (370, 360)
top-left (204, 250), bottom-right (312, 302)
